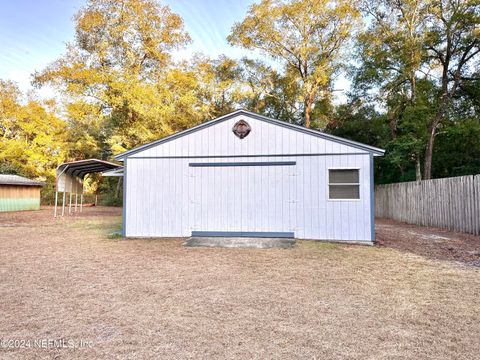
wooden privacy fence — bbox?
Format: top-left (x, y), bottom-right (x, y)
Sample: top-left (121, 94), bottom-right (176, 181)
top-left (375, 175), bottom-right (480, 235)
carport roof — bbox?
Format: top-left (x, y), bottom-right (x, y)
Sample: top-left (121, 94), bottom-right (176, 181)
top-left (57, 159), bottom-right (122, 178)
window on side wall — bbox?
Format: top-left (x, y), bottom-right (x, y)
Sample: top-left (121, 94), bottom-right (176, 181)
top-left (328, 169), bottom-right (360, 200)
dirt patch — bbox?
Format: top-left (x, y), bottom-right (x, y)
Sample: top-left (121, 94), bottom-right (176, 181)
top-left (376, 218), bottom-right (480, 267)
top-left (0, 208), bottom-right (479, 359)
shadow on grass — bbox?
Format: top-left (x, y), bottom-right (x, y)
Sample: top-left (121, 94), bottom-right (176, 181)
top-left (65, 218), bottom-right (122, 238)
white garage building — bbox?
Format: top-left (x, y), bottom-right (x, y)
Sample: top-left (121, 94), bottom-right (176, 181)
top-left (115, 110), bottom-right (384, 243)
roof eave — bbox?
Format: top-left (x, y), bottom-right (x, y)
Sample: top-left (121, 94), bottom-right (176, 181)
top-left (0, 182), bottom-right (45, 187)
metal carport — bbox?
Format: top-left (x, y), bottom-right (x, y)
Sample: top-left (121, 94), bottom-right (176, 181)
top-left (54, 159), bottom-right (122, 217)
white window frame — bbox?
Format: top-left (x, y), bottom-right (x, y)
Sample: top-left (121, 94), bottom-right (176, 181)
top-left (328, 167), bottom-right (361, 201)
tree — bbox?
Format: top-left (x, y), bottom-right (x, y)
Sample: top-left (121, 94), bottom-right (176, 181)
top-left (228, 0), bottom-right (360, 128)
top-left (238, 58), bottom-right (300, 122)
top-left (238, 58), bottom-right (278, 114)
top-left (355, 0), bottom-right (428, 127)
top-left (192, 55), bottom-right (245, 117)
top-left (33, 0), bottom-right (207, 157)
top-left (354, 0), bottom-right (480, 179)
top-left (354, 0), bottom-right (430, 179)
top-left (432, 119), bottom-right (480, 177)
top-left (0, 80), bottom-right (70, 180)
top-left (422, 0), bottom-right (480, 179)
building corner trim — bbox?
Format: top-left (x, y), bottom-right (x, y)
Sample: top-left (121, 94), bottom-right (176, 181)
top-left (370, 154), bottom-right (375, 241)
top-left (122, 158), bottom-right (127, 237)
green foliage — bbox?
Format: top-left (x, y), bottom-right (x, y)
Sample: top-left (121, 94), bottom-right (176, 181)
top-left (97, 177), bottom-right (123, 206)
top-left (40, 182), bottom-right (57, 206)
top-left (107, 231), bottom-right (123, 239)
top-left (192, 54), bottom-right (245, 117)
top-left (351, 0), bottom-right (480, 180)
top-left (0, 80), bottom-right (69, 185)
top-left (433, 120), bottom-right (480, 178)
top-left (239, 59), bottom-right (301, 123)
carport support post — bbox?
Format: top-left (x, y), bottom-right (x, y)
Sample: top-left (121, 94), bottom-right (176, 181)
top-left (54, 191), bottom-right (58, 218)
top-left (80, 176), bottom-right (84, 213)
top-left (61, 191), bottom-right (66, 216)
top-left (56, 164), bottom-right (69, 217)
top-left (75, 193), bottom-right (78, 212)
top-left (69, 192), bottom-right (72, 214)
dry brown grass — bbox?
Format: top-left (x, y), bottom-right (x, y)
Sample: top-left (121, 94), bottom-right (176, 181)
top-left (0, 207), bottom-right (479, 359)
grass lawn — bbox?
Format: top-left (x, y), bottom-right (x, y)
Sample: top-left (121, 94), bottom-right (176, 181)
top-left (0, 207), bottom-right (479, 359)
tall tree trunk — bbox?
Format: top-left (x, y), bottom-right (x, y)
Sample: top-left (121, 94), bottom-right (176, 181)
top-left (305, 110), bottom-right (311, 128)
top-left (423, 122), bottom-right (437, 180)
top-left (115, 177), bottom-right (122, 199)
top-left (423, 128), bottom-right (435, 180)
top-left (304, 96), bottom-right (314, 128)
top-left (415, 157), bottom-right (422, 181)
top-left (410, 74), bottom-right (416, 104)
top-left (424, 95), bottom-right (449, 179)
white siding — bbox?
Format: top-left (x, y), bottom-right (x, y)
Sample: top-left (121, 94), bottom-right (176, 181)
top-left (124, 113), bottom-right (374, 242)
top-left (125, 154), bottom-right (373, 241)
top-left (129, 114), bottom-right (365, 158)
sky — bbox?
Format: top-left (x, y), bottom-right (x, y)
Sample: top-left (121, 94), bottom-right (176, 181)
top-left (0, 0), bottom-right (82, 96)
top-left (0, 0), bottom-right (348, 101)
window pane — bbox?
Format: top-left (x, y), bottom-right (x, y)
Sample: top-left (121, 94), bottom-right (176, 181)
top-left (329, 169), bottom-right (359, 183)
top-left (329, 185), bottom-right (360, 199)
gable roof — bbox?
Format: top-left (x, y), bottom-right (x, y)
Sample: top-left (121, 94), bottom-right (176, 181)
top-left (114, 109), bottom-right (385, 160)
top-left (0, 174), bottom-right (44, 187)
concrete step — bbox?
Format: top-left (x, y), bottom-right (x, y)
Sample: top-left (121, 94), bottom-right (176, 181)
top-left (183, 237), bottom-right (296, 249)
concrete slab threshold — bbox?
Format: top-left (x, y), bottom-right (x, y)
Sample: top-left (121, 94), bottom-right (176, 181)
top-left (184, 237), bottom-right (296, 249)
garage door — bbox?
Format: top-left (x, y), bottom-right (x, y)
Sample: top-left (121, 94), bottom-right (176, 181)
top-left (190, 161), bottom-right (296, 237)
